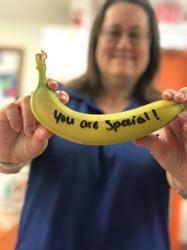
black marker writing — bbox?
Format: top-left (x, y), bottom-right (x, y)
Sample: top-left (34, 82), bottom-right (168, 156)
top-left (152, 109), bottom-right (160, 120)
top-left (54, 110), bottom-right (75, 125)
top-left (105, 112), bottom-right (150, 132)
top-left (80, 120), bottom-right (99, 129)
top-left (144, 112), bottom-right (150, 120)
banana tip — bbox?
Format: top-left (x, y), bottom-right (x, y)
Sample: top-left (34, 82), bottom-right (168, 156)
top-left (35, 50), bottom-right (47, 65)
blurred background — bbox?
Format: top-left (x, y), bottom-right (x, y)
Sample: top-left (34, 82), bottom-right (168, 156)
top-left (0, 0), bottom-right (187, 249)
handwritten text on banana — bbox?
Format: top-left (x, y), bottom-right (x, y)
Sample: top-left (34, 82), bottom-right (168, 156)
top-left (54, 109), bottom-right (160, 132)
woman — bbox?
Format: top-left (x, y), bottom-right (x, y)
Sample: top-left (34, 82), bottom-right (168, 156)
top-left (0, 0), bottom-right (187, 249)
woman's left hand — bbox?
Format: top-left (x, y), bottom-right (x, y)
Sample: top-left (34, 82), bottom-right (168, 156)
top-left (135, 87), bottom-right (187, 183)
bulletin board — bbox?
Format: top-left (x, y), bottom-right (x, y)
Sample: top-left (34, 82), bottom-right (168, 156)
top-left (0, 47), bottom-right (23, 102)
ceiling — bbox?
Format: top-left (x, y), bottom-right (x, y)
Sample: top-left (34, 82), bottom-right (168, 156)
top-left (0, 0), bottom-right (102, 24)
top-left (0, 0), bottom-right (186, 24)
top-left (0, 0), bottom-right (72, 24)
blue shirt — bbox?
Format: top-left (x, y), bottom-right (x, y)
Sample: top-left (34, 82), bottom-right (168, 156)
top-left (15, 90), bottom-right (169, 250)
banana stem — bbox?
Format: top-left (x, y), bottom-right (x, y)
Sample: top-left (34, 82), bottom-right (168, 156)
top-left (35, 50), bottom-right (47, 87)
top-left (37, 67), bottom-right (47, 87)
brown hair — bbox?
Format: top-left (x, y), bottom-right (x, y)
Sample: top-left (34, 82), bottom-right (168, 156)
top-left (67, 0), bottom-right (161, 104)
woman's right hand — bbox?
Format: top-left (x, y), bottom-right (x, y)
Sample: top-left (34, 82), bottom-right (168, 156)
top-left (0, 80), bottom-right (69, 170)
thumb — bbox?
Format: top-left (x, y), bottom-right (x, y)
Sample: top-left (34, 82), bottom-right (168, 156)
top-left (134, 134), bottom-right (165, 161)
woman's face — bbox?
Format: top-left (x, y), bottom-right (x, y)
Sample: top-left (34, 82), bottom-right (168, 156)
top-left (96, 2), bottom-right (151, 85)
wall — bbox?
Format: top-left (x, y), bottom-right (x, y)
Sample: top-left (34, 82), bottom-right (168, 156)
top-left (0, 20), bottom-right (45, 96)
top-left (0, 6), bottom-right (187, 250)
top-left (0, 17), bottom-right (89, 250)
top-left (0, 20), bottom-right (90, 98)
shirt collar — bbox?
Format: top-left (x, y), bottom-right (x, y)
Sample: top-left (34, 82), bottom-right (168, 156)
top-left (83, 91), bottom-right (141, 113)
top-left (67, 88), bottom-right (141, 113)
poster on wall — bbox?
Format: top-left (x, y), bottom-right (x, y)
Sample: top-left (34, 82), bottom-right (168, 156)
top-left (0, 48), bottom-right (23, 103)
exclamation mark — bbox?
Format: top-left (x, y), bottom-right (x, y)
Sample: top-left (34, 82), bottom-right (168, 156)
top-left (152, 109), bottom-right (160, 120)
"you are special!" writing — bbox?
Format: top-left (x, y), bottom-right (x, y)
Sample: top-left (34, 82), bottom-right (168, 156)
top-left (53, 109), bottom-right (160, 132)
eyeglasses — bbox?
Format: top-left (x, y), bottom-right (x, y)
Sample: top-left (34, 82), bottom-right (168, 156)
top-left (100, 28), bottom-right (151, 45)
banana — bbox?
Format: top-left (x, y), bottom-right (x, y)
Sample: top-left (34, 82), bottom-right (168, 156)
top-left (30, 50), bottom-right (184, 145)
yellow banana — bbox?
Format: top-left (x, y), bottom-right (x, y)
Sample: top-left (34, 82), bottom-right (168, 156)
top-left (30, 50), bottom-right (184, 145)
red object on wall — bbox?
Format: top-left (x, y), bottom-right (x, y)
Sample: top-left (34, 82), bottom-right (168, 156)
top-left (169, 190), bottom-right (182, 250)
top-left (70, 9), bottom-right (84, 26)
top-left (155, 50), bottom-right (187, 91)
top-left (156, 3), bottom-right (182, 23)
top-left (0, 225), bottom-right (18, 250)
top-left (155, 49), bottom-right (187, 250)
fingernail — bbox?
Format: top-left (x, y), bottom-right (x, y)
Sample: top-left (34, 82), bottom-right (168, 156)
top-left (60, 93), bottom-right (68, 100)
top-left (175, 93), bottom-right (184, 101)
top-left (163, 91), bottom-right (172, 98)
top-left (48, 81), bottom-right (58, 90)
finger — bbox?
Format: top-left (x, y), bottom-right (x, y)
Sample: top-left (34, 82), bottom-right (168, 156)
top-left (34, 125), bottom-right (53, 140)
top-left (30, 127), bottom-right (52, 157)
top-left (134, 134), bottom-right (165, 160)
top-left (17, 95), bottom-right (36, 136)
top-left (161, 89), bottom-right (177, 100)
top-left (55, 91), bottom-right (69, 104)
top-left (173, 87), bottom-right (187, 104)
top-left (178, 111), bottom-right (187, 134)
top-left (0, 166), bottom-right (22, 174)
top-left (1, 103), bottom-right (22, 132)
top-left (47, 78), bottom-right (59, 91)
top-left (162, 87), bottom-right (187, 104)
